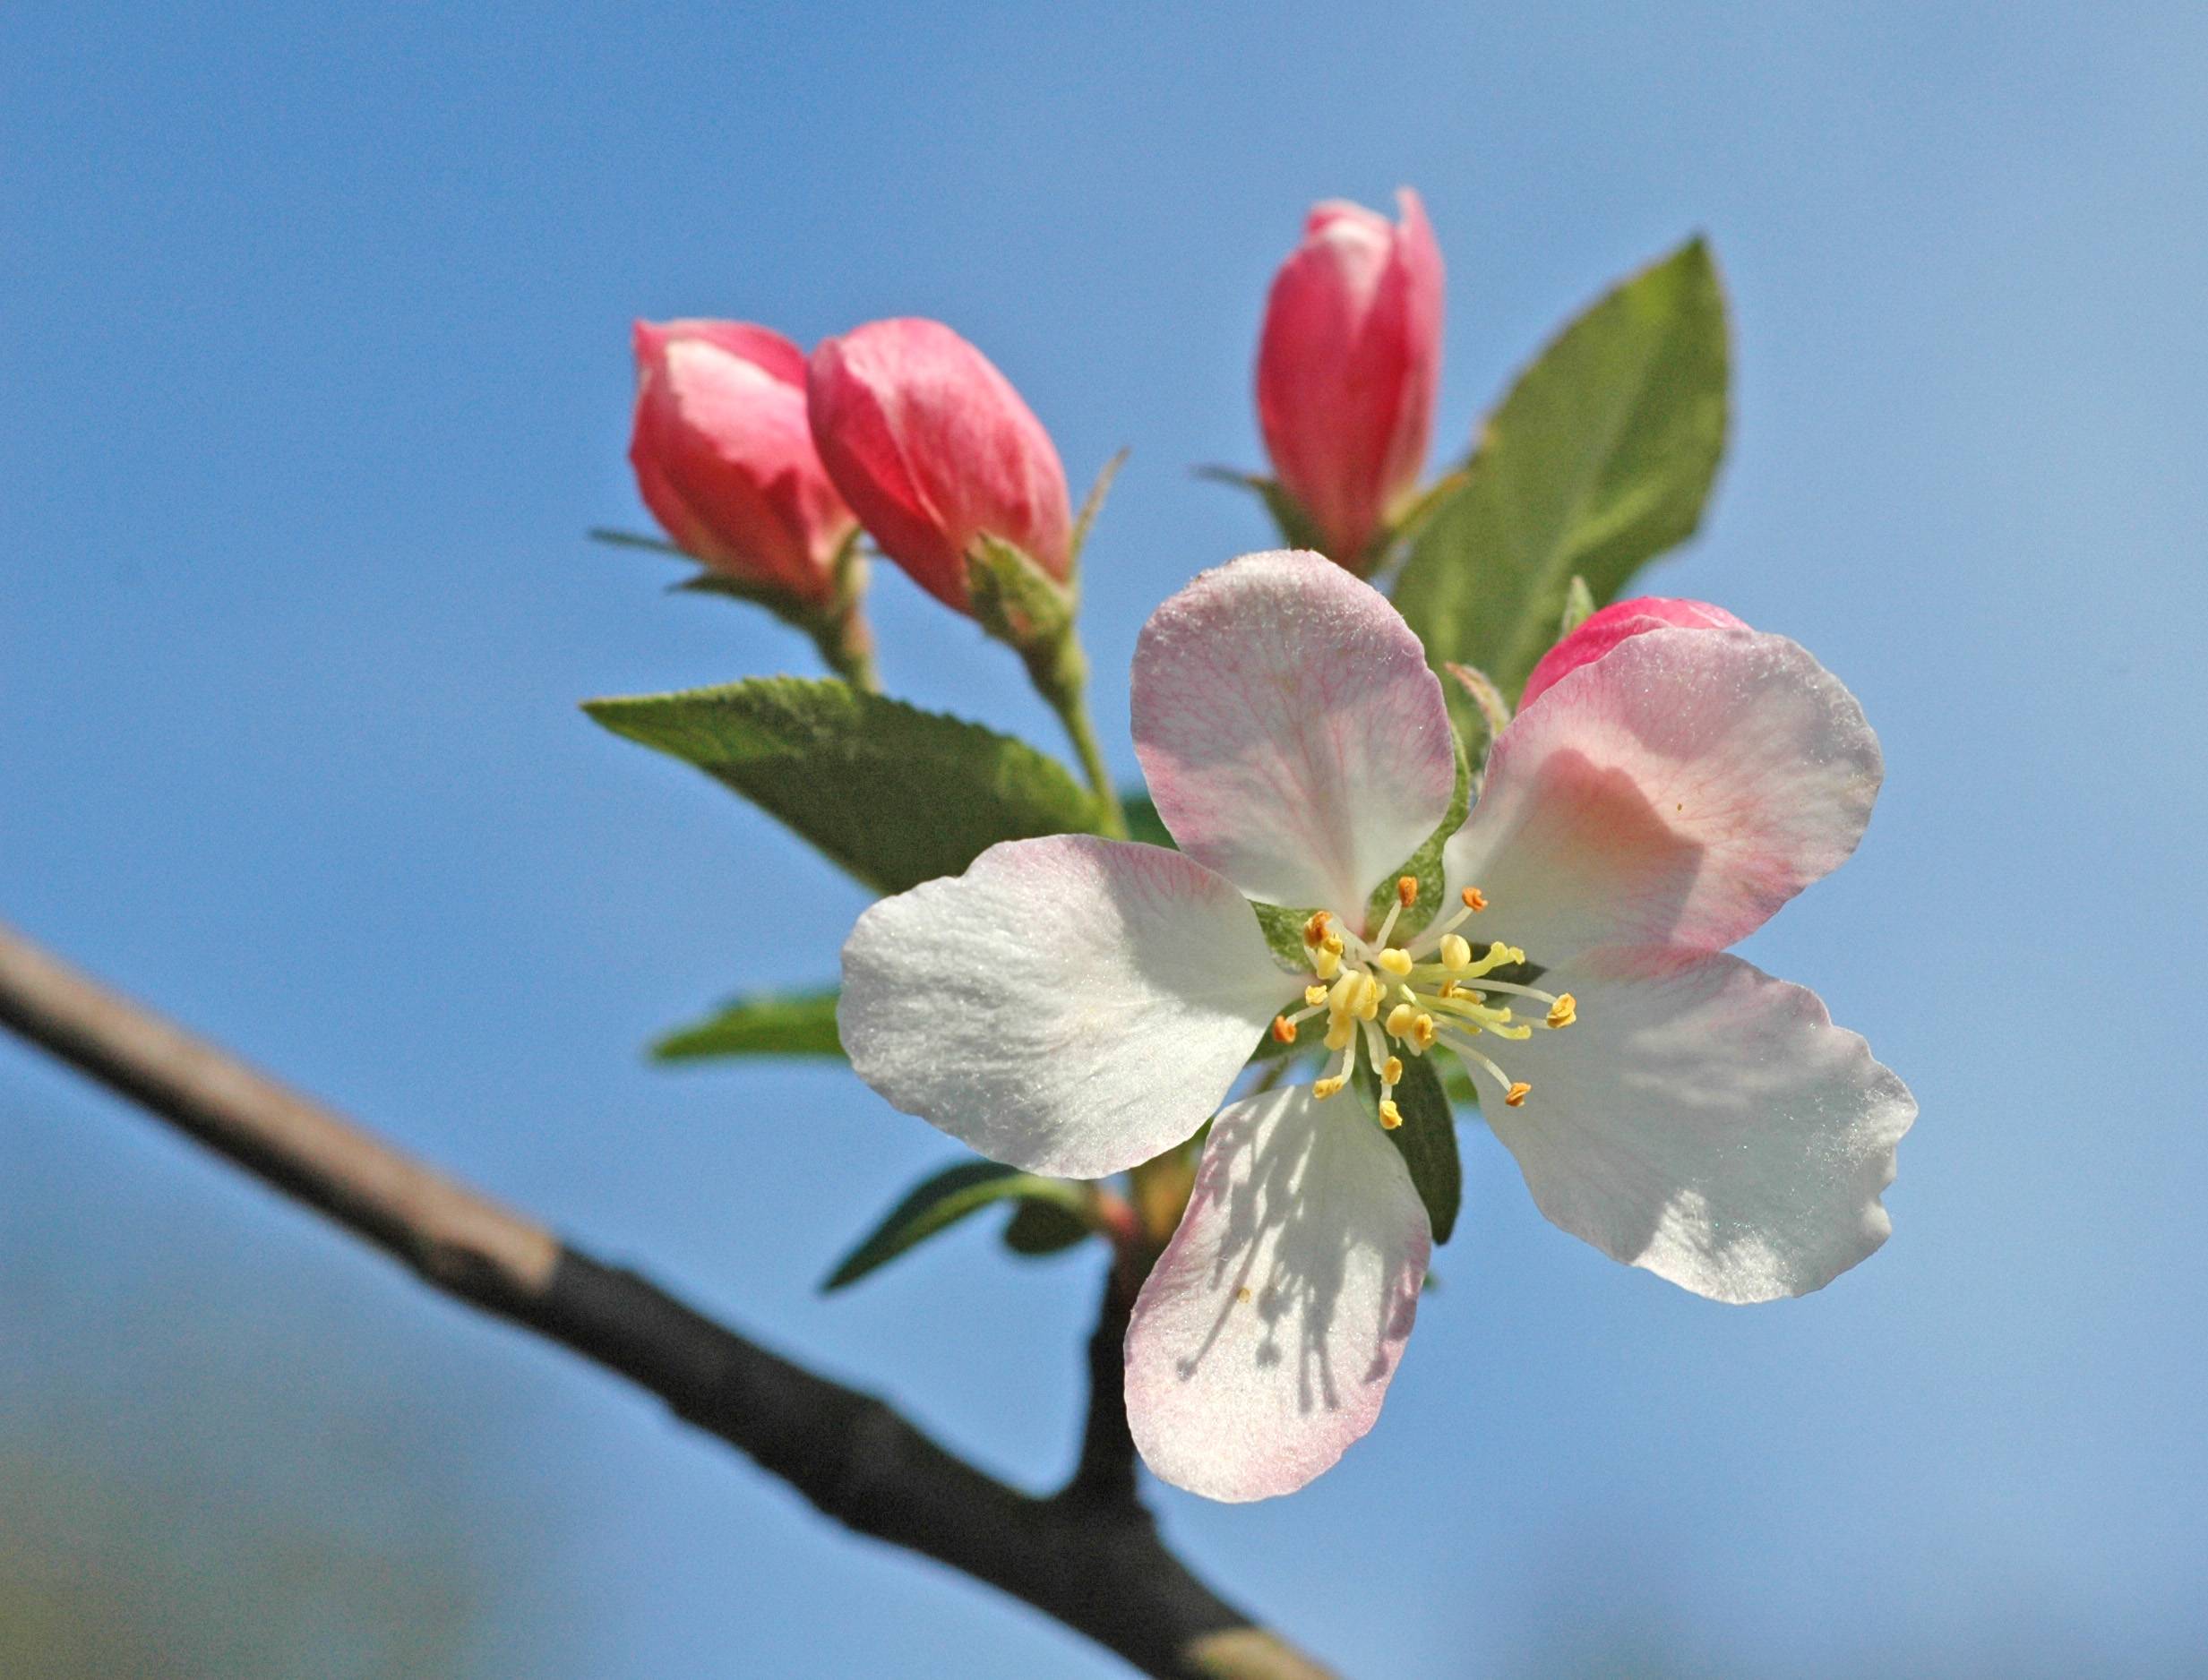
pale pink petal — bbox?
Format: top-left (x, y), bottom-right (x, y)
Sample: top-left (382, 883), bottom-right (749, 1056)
top-left (838, 836), bottom-right (1298, 1179)
top-left (1125, 1084), bottom-right (1431, 1502)
top-left (1518, 596), bottom-right (1748, 708)
top-left (1132, 549), bottom-right (1456, 924)
top-left (1443, 627), bottom-right (1883, 960)
top-left (1482, 945), bottom-right (1915, 1304)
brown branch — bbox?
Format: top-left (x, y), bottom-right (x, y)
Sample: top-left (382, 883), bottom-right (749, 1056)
top-left (0, 921), bottom-right (1336, 1680)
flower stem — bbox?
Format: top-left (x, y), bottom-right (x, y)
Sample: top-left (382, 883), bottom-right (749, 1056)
top-left (1029, 637), bottom-right (1126, 837)
top-left (807, 601), bottom-right (880, 692)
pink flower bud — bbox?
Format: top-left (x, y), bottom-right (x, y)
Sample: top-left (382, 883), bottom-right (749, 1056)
top-left (629, 321), bottom-right (857, 606)
top-left (1520, 596), bottom-right (1750, 707)
top-left (1256, 188), bottom-right (1443, 570)
top-left (807, 319), bottom-right (1072, 613)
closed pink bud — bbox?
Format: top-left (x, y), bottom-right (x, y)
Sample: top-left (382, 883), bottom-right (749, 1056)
top-left (629, 320), bottom-right (857, 605)
top-left (1256, 188), bottom-right (1443, 570)
top-left (807, 319), bottom-right (1072, 613)
top-left (1520, 596), bottom-right (1751, 707)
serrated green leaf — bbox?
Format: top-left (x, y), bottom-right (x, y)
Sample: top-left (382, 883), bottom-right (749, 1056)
top-left (1353, 1052), bottom-right (1461, 1244)
top-left (1393, 237), bottom-right (1729, 705)
top-left (822, 1161), bottom-right (1094, 1291)
top-left (651, 988), bottom-right (843, 1062)
top-left (1001, 1198), bottom-right (1095, 1256)
top-left (584, 678), bottom-right (1101, 895)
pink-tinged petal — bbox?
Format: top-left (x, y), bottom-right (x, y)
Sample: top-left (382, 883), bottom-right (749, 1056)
top-left (1519, 596), bottom-right (1749, 709)
top-left (807, 319), bottom-right (1072, 613)
top-left (1133, 549), bottom-right (1456, 924)
top-left (1483, 945), bottom-right (1915, 1303)
top-left (1256, 189), bottom-right (1444, 570)
top-left (1126, 1084), bottom-right (1430, 1501)
top-left (629, 320), bottom-right (855, 604)
top-left (838, 836), bottom-right (1297, 1179)
top-left (1443, 627), bottom-right (1882, 959)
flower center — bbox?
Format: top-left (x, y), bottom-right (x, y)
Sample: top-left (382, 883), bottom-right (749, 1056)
top-left (1267, 879), bottom-right (1577, 1128)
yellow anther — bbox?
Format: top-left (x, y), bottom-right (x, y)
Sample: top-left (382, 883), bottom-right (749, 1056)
top-left (1504, 1081), bottom-right (1532, 1108)
top-left (1461, 887), bottom-right (1488, 912)
top-left (1378, 1100), bottom-right (1403, 1130)
top-left (1410, 1014), bottom-right (1437, 1050)
top-left (1303, 984), bottom-right (1330, 1007)
top-left (1545, 992), bottom-right (1577, 1029)
top-left (1382, 1056), bottom-right (1404, 1084)
top-left (1438, 980), bottom-right (1459, 999)
top-left (1323, 1018), bottom-right (1354, 1053)
top-left (1328, 971), bottom-right (1361, 1012)
top-left (1270, 1016), bottom-right (1298, 1045)
top-left (1321, 931), bottom-right (1345, 956)
top-left (1509, 947), bottom-right (1526, 964)
top-left (1302, 910), bottom-right (1332, 948)
top-left (1396, 876), bottom-right (1419, 907)
top-left (1385, 1002), bottom-right (1417, 1038)
top-left (1312, 1075), bottom-right (1348, 1101)
top-left (1355, 973), bottom-right (1383, 1020)
top-left (1377, 947), bottom-right (1413, 977)
top-left (1439, 934), bottom-right (1472, 972)
top-left (1312, 943), bottom-right (1342, 981)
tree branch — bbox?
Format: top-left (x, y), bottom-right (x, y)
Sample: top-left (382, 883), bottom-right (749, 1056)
top-left (0, 921), bottom-right (1336, 1680)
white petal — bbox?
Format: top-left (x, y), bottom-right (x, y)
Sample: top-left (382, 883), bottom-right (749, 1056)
top-left (838, 836), bottom-right (1297, 1179)
top-left (1125, 1084), bottom-right (1431, 1501)
top-left (1482, 946), bottom-right (1916, 1303)
top-left (1132, 549), bottom-right (1456, 922)
top-left (1444, 628), bottom-right (1883, 960)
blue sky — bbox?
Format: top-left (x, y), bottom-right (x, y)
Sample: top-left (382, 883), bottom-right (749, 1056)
top-left (4, 2), bottom-right (2206, 1675)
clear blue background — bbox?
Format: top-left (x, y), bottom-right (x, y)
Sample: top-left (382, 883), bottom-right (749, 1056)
top-left (5, 3), bottom-right (2205, 1674)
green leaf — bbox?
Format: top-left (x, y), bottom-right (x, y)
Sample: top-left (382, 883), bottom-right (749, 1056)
top-left (1001, 1198), bottom-right (1095, 1256)
top-left (1393, 237), bottom-right (1729, 704)
top-left (1354, 1052), bottom-right (1462, 1245)
top-left (822, 1161), bottom-right (1095, 1291)
top-left (584, 678), bottom-right (1101, 895)
top-left (651, 988), bottom-right (843, 1062)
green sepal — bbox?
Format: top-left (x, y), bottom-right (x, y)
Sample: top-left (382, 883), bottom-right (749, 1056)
top-left (1119, 790), bottom-right (1174, 849)
top-left (1362, 725), bottom-right (1473, 943)
top-left (651, 988), bottom-right (843, 1062)
top-left (821, 1161), bottom-right (1095, 1291)
top-left (1069, 450), bottom-right (1130, 569)
top-left (1392, 236), bottom-right (1730, 707)
top-left (1001, 1199), bottom-right (1095, 1257)
top-left (1196, 467), bottom-right (1328, 556)
top-left (1558, 573), bottom-right (1598, 639)
top-left (967, 535), bottom-right (1077, 655)
top-left (1442, 662), bottom-right (1514, 785)
top-left (1353, 1051), bottom-right (1462, 1245)
top-left (583, 678), bottom-right (1101, 896)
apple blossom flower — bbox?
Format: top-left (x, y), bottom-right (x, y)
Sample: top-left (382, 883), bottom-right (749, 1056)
top-left (807, 318), bottom-right (1073, 613)
top-left (629, 320), bottom-right (858, 605)
top-left (838, 550), bottom-right (1913, 1501)
top-left (1256, 190), bottom-right (1443, 570)
top-left (1520, 595), bottom-right (1747, 707)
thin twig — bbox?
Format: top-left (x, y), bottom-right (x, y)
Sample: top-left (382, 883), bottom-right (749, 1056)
top-left (0, 921), bottom-right (1336, 1680)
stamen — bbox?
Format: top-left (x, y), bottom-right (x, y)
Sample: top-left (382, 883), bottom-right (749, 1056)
top-left (1377, 947), bottom-right (1413, 977)
top-left (1396, 876), bottom-right (1419, 907)
top-left (1302, 911), bottom-right (1331, 948)
top-left (1462, 887), bottom-right (1488, 912)
top-left (1546, 993), bottom-right (1577, 1029)
top-left (1312, 942), bottom-right (1342, 981)
top-left (1312, 1075), bottom-right (1347, 1101)
top-left (1439, 934), bottom-right (1472, 972)
top-left (1270, 1016), bottom-right (1298, 1044)
top-left (1303, 984), bottom-right (1330, 1007)
top-left (1382, 1056), bottom-right (1403, 1084)
top-left (1505, 1082), bottom-right (1531, 1107)
top-left (1377, 1100), bottom-right (1403, 1130)
top-left (1322, 1017), bottom-right (1354, 1053)
top-left (1385, 1002), bottom-right (1417, 1038)
top-left (1409, 1013), bottom-right (1437, 1050)
top-left (1353, 973), bottom-right (1382, 1021)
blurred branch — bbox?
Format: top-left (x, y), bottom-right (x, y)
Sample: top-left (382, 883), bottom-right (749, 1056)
top-left (0, 921), bottom-right (1334, 1680)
